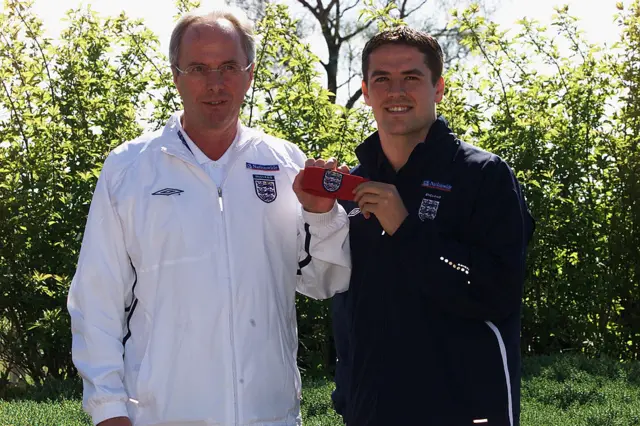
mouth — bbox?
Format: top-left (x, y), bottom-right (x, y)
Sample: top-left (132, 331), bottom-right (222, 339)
top-left (385, 106), bottom-right (412, 113)
top-left (203, 100), bottom-right (227, 106)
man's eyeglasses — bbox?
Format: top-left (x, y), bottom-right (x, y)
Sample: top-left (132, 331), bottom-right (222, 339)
top-left (173, 63), bottom-right (253, 79)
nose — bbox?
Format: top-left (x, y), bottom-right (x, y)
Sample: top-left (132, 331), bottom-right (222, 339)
top-left (205, 70), bottom-right (225, 90)
top-left (387, 78), bottom-right (407, 97)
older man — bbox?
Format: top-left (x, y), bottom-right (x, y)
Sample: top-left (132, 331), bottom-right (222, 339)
top-left (68, 6), bottom-right (351, 426)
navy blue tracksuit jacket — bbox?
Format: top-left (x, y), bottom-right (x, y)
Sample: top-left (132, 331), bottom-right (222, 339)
top-left (332, 116), bottom-right (535, 426)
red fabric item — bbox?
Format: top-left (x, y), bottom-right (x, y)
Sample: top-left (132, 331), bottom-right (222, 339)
top-left (301, 167), bottom-right (369, 201)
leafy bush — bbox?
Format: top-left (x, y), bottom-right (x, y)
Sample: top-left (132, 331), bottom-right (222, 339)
top-left (1, 0), bottom-right (639, 389)
top-left (439, 1), bottom-right (640, 360)
top-left (0, 0), bottom-right (371, 383)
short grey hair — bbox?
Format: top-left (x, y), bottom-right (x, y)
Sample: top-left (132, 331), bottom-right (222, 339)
top-left (169, 5), bottom-right (256, 67)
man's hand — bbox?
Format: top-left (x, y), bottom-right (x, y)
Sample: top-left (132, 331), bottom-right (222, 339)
top-left (293, 158), bottom-right (350, 213)
top-left (98, 417), bottom-right (132, 426)
top-left (353, 181), bottom-right (409, 236)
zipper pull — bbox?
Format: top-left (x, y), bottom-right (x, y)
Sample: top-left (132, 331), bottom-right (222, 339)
top-left (218, 187), bottom-right (224, 212)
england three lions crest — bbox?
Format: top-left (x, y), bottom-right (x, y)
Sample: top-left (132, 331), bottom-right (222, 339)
top-left (253, 174), bottom-right (277, 203)
top-left (418, 197), bottom-right (439, 221)
top-left (323, 170), bottom-right (343, 193)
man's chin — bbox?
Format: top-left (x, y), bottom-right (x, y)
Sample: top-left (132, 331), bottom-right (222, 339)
top-left (381, 120), bottom-right (430, 138)
top-left (201, 113), bottom-right (236, 130)
top-left (385, 126), bottom-right (416, 136)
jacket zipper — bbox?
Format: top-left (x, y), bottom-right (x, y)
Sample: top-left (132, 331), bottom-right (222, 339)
top-left (163, 133), bottom-right (257, 425)
top-left (217, 184), bottom-right (239, 426)
top-left (216, 144), bottom-right (251, 426)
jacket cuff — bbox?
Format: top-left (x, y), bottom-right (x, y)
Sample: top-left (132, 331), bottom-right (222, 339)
top-left (302, 202), bottom-right (341, 228)
top-left (91, 400), bottom-right (129, 426)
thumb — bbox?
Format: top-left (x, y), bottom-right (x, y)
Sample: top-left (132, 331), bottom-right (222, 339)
top-left (293, 169), bottom-right (304, 191)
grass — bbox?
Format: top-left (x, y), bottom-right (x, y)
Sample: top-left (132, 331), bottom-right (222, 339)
top-left (1, 355), bottom-right (639, 425)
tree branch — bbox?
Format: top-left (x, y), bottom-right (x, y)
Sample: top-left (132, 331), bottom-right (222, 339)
top-left (340, 19), bottom-right (375, 43)
top-left (0, 33), bottom-right (35, 115)
top-left (464, 18), bottom-right (513, 121)
top-left (332, 0), bottom-right (340, 41)
top-left (325, 0), bottom-right (339, 14)
top-left (0, 78), bottom-right (34, 187)
top-left (337, 78), bottom-right (352, 90)
top-left (430, 26), bottom-right (458, 38)
top-left (345, 87), bottom-right (362, 109)
top-left (399, 0), bottom-right (409, 17)
top-left (126, 29), bottom-right (164, 79)
top-left (14, 3), bottom-right (58, 109)
top-left (401, 0), bottom-right (428, 18)
top-left (248, 19), bottom-right (272, 127)
top-left (339, 0), bottom-right (359, 19)
top-left (298, 0), bottom-right (323, 21)
top-left (0, 79), bottom-right (30, 156)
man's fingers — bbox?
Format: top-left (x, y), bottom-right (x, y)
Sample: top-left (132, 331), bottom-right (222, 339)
top-left (305, 158), bottom-right (315, 168)
top-left (357, 194), bottom-right (379, 210)
top-left (353, 182), bottom-right (384, 201)
top-left (338, 164), bottom-right (350, 174)
top-left (360, 203), bottom-right (377, 219)
top-left (324, 157), bottom-right (336, 169)
top-left (315, 159), bottom-right (326, 168)
top-left (354, 188), bottom-right (375, 203)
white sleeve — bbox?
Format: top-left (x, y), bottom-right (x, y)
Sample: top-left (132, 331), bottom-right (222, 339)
top-left (67, 156), bottom-right (134, 425)
top-left (287, 144), bottom-right (351, 299)
top-left (296, 203), bottom-right (351, 299)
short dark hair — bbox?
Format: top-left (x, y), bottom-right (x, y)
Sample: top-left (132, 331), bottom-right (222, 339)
top-left (362, 26), bottom-right (444, 85)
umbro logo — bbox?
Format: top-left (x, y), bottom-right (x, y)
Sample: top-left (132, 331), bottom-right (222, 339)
top-left (152, 188), bottom-right (184, 196)
top-left (347, 208), bottom-right (361, 217)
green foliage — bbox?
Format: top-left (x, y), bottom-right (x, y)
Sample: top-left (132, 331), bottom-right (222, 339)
top-left (0, 0), bottom-right (372, 384)
top-left (1, 0), bottom-right (639, 391)
top-left (358, 0), bottom-right (407, 32)
top-left (0, 0), bottom-right (166, 384)
top-left (248, 3), bottom-right (374, 165)
top-left (1, 356), bottom-right (640, 425)
top-left (441, 1), bottom-right (640, 360)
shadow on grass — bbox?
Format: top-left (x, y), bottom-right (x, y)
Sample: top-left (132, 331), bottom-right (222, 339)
top-left (2, 376), bottom-right (83, 402)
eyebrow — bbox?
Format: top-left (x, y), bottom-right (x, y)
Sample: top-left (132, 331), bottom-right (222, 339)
top-left (186, 60), bottom-right (240, 67)
top-left (370, 68), bottom-right (425, 78)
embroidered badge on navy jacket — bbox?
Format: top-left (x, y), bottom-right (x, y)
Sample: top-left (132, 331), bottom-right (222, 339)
top-left (418, 196), bottom-right (440, 221)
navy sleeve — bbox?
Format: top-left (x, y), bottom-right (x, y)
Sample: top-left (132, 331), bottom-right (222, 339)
top-left (391, 159), bottom-right (534, 322)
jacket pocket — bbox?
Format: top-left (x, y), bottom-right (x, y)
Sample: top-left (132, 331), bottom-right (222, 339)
top-left (443, 319), bottom-right (512, 425)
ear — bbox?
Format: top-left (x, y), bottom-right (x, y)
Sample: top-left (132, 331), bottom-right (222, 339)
top-left (362, 79), bottom-right (371, 106)
top-left (246, 63), bottom-right (255, 91)
top-left (434, 76), bottom-right (445, 104)
top-left (172, 66), bottom-right (179, 87)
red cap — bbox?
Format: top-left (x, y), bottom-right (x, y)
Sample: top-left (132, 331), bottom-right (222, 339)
top-left (301, 166), bottom-right (368, 201)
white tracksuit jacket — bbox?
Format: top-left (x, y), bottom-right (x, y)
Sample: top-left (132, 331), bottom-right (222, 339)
top-left (67, 112), bottom-right (351, 426)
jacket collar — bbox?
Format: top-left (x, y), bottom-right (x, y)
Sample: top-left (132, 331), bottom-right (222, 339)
top-left (160, 111), bottom-right (260, 165)
top-left (355, 115), bottom-right (460, 179)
